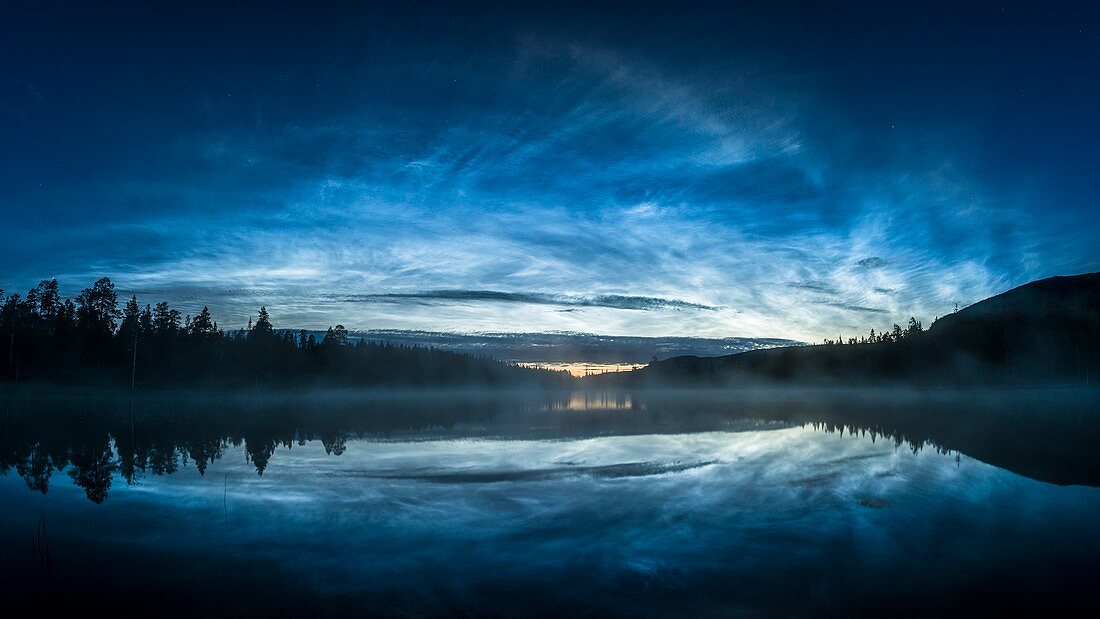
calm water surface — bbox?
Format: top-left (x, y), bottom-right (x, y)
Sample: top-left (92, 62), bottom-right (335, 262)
top-left (2, 388), bottom-right (1098, 616)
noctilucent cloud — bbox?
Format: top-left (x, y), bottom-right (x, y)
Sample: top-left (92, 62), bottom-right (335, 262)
top-left (3, 2), bottom-right (1098, 341)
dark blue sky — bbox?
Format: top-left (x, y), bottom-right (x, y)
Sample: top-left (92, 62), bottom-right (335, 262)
top-left (3, 1), bottom-right (1098, 340)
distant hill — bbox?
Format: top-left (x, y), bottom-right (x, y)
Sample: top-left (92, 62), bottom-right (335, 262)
top-left (322, 330), bottom-right (802, 364)
top-left (593, 273), bottom-right (1100, 387)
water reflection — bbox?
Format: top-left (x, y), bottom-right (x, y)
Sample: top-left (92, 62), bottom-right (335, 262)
top-left (2, 388), bottom-right (1098, 501)
top-left (1, 387), bottom-right (1099, 615)
top-left (544, 390), bottom-right (640, 411)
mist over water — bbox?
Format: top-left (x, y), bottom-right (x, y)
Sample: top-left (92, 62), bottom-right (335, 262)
top-left (1, 387), bottom-right (1098, 615)
top-left (5, 1), bottom-right (1100, 614)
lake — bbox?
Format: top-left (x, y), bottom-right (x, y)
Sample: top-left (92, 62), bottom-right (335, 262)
top-left (2, 387), bottom-right (1098, 616)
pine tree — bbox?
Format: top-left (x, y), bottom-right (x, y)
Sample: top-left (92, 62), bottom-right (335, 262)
top-left (188, 306), bottom-right (218, 339)
top-left (152, 301), bottom-right (181, 336)
top-left (251, 306), bottom-right (274, 336)
top-left (34, 279), bottom-right (61, 322)
top-left (322, 325), bottom-right (349, 347)
top-left (119, 296), bottom-right (141, 342)
top-left (75, 277), bottom-right (121, 337)
top-left (906, 317), bottom-right (923, 338)
top-left (138, 304), bottom-right (153, 335)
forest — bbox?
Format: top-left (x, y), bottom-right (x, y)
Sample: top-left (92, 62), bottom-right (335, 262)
top-left (6, 273), bottom-right (1098, 389)
top-left (0, 277), bottom-right (567, 388)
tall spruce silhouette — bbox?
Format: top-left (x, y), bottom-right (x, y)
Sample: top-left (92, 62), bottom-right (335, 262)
top-left (0, 275), bottom-right (567, 387)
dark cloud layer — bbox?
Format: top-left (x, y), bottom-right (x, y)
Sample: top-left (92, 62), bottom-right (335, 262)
top-left (341, 291), bottom-right (718, 311)
top-left (856, 257), bottom-right (888, 269)
top-left (824, 303), bottom-right (890, 315)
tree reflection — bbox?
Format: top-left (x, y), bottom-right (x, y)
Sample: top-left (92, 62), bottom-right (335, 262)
top-left (320, 432), bottom-right (347, 456)
top-left (1, 388), bottom-right (1097, 503)
top-left (244, 437), bottom-right (278, 476)
top-left (185, 435), bottom-right (224, 476)
top-left (16, 443), bottom-right (56, 494)
top-left (67, 436), bottom-right (116, 504)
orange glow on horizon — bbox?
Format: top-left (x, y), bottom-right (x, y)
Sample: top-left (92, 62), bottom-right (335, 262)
top-left (514, 361), bottom-right (646, 378)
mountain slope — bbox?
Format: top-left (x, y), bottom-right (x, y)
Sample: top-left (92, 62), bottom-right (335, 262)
top-left (593, 273), bottom-right (1100, 387)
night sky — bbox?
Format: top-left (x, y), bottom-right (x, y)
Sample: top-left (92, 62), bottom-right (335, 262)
top-left (3, 1), bottom-right (1099, 341)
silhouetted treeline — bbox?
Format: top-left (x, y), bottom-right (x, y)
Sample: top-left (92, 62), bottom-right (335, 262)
top-left (597, 273), bottom-right (1100, 387)
top-left (1, 277), bottom-right (567, 388)
top-left (819, 317), bottom-right (925, 346)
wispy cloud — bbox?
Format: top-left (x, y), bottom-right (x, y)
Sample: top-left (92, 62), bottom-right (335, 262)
top-left (788, 281), bottom-right (840, 295)
top-left (2, 12), bottom-right (1089, 343)
top-left (824, 303), bottom-right (889, 314)
top-left (340, 290), bottom-right (718, 311)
